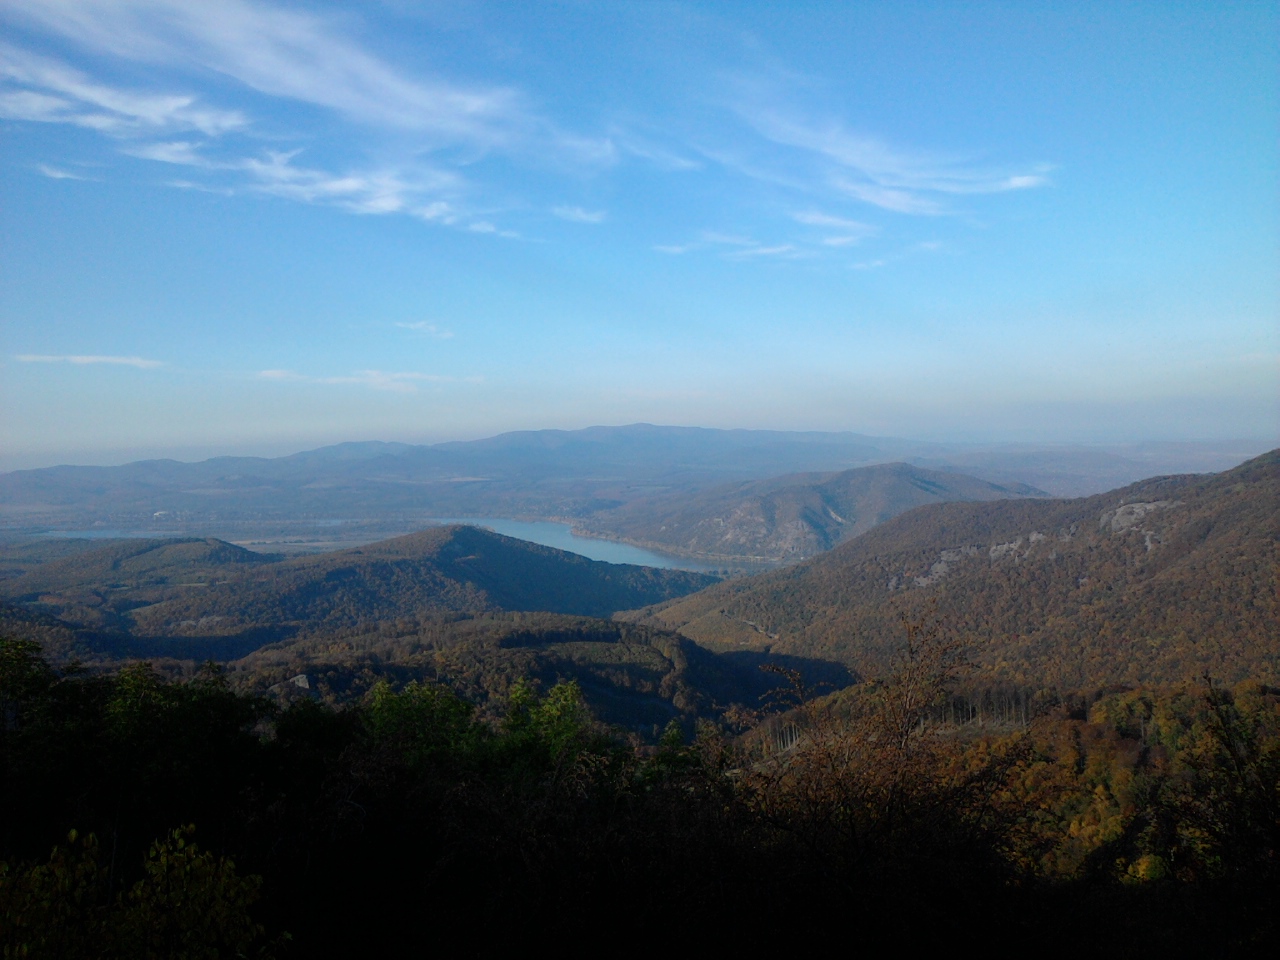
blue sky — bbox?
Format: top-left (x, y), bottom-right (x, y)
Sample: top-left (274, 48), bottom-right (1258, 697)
top-left (1, 0), bottom-right (1276, 468)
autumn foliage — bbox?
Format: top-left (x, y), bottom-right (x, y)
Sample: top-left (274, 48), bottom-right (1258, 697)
top-left (2, 633), bottom-right (1276, 955)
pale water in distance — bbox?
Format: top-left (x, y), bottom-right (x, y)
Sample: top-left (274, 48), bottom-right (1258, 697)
top-left (430, 518), bottom-right (723, 572)
top-left (35, 519), bottom-right (730, 571)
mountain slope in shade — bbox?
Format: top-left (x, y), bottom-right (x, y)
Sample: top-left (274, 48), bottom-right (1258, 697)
top-left (227, 612), bottom-right (854, 733)
top-left (0, 537), bottom-right (277, 632)
top-left (623, 451), bottom-right (1279, 691)
top-left (0, 537), bottom-right (271, 592)
top-left (113, 525), bottom-right (720, 636)
top-left (579, 462), bottom-right (1045, 562)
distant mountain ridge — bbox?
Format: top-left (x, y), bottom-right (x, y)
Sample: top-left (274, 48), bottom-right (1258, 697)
top-left (578, 461), bottom-right (1046, 562)
top-left (1, 426), bottom-right (1266, 552)
top-left (623, 450), bottom-right (1280, 691)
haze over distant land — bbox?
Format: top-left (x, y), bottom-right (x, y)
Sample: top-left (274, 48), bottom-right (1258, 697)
top-left (0, 425), bottom-right (1269, 563)
top-left (1, 2), bottom-right (1275, 467)
top-left (1, 5), bottom-right (1277, 951)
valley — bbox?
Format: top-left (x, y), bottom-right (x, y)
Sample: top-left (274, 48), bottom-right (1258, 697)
top-left (2, 445), bottom-right (1274, 724)
top-left (3, 425), bottom-right (1264, 563)
top-left (2, 440), bottom-right (1276, 955)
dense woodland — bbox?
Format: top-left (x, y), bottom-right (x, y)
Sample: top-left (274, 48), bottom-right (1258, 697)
top-left (578, 460), bottom-right (1043, 562)
top-left (0, 526), bottom-right (717, 657)
top-left (630, 451), bottom-right (1279, 692)
top-left (1, 452), bottom-right (1276, 955)
top-left (2, 630), bottom-right (1276, 956)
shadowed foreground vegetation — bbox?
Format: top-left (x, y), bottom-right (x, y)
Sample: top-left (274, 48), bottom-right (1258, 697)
top-left (2, 629), bottom-right (1276, 957)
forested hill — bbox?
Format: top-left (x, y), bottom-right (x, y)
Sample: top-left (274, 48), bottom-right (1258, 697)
top-left (0, 525), bottom-right (719, 651)
top-left (578, 461), bottom-right (1045, 562)
top-left (0, 537), bottom-right (278, 634)
top-left (224, 611), bottom-right (853, 732)
top-left (623, 450), bottom-right (1280, 691)
top-left (3, 426), bottom-right (1262, 544)
top-left (142, 525), bottom-right (718, 630)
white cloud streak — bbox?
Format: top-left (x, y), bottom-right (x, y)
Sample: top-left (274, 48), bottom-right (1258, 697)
top-left (126, 140), bottom-right (464, 218)
top-left (725, 244), bottom-right (799, 260)
top-left (695, 231), bottom-right (803, 261)
top-left (792, 210), bottom-right (872, 230)
top-left (609, 127), bottom-right (702, 172)
top-left (793, 210), bottom-right (876, 246)
top-left (0, 0), bottom-right (610, 231)
top-left (466, 220), bottom-right (518, 238)
top-left (395, 322), bottom-right (454, 339)
top-left (17, 353), bottom-right (163, 367)
top-left (832, 178), bottom-right (943, 215)
top-left (552, 205), bottom-right (606, 224)
top-left (3, 0), bottom-right (519, 144)
top-left (0, 1), bottom-right (1052, 240)
top-left (2, 0), bottom-right (614, 163)
top-left (0, 42), bottom-right (246, 135)
top-left (728, 86), bottom-right (1050, 215)
top-left (37, 163), bottom-right (90, 180)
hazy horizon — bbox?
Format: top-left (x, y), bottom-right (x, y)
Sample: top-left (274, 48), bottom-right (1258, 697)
top-left (1, 422), bottom-right (1273, 475)
top-left (2, 2), bottom-right (1276, 469)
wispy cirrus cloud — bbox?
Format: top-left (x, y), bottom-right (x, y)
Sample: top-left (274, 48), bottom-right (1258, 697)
top-left (124, 140), bottom-right (205, 164)
top-left (257, 368), bottom-right (479, 393)
top-left (762, 115), bottom-right (1049, 214)
top-left (127, 140), bottom-right (466, 219)
top-left (17, 353), bottom-right (163, 368)
top-left (724, 80), bottom-right (1050, 216)
top-left (395, 322), bottom-right (454, 339)
top-left (2, 0), bottom-right (617, 163)
top-left (850, 239), bottom-right (946, 271)
top-left (0, 42), bottom-right (246, 135)
top-left (659, 217), bottom-right (876, 262)
top-left (552, 205), bottom-right (606, 224)
top-left (237, 150), bottom-right (446, 215)
top-left (793, 210), bottom-right (876, 246)
top-left (652, 229), bottom-right (810, 260)
top-left (831, 179), bottom-right (943, 216)
top-left (2, 0), bottom-right (521, 145)
top-left (791, 210), bottom-right (871, 230)
top-left (725, 244), bottom-right (798, 260)
top-left (609, 127), bottom-right (702, 172)
top-left (466, 220), bottom-right (519, 238)
top-left (37, 163), bottom-right (92, 180)
top-left (697, 231), bottom-right (802, 260)
top-left (700, 231), bottom-right (755, 247)
top-left (0, 0), bottom-right (609, 231)
top-left (0, 0), bottom-right (1054, 245)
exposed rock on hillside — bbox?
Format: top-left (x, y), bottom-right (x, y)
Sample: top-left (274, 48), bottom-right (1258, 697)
top-left (622, 451), bottom-right (1279, 690)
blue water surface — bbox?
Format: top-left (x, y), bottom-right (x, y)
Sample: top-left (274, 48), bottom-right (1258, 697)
top-left (431, 518), bottom-right (721, 572)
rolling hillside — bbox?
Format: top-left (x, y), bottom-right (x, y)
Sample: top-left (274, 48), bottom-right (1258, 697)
top-left (623, 450), bottom-right (1280, 691)
top-left (0, 537), bottom-right (277, 632)
top-left (226, 611), bottom-right (852, 732)
top-left (128, 525), bottom-right (719, 635)
top-left (2, 426), bottom-right (1261, 549)
top-left (579, 462), bottom-right (1044, 562)
top-left (0, 526), bottom-right (719, 654)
